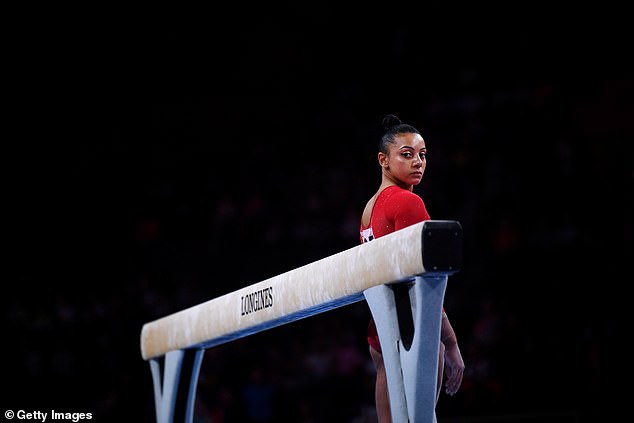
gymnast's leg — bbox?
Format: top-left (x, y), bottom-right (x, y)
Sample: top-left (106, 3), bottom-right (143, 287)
top-left (370, 345), bottom-right (392, 423)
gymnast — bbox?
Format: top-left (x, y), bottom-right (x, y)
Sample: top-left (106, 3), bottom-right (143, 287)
top-left (360, 114), bottom-right (465, 422)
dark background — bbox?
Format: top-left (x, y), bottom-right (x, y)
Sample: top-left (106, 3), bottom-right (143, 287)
top-left (5, 5), bottom-right (631, 422)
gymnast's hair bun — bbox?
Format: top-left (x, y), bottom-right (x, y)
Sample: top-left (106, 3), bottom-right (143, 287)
top-left (382, 114), bottom-right (402, 131)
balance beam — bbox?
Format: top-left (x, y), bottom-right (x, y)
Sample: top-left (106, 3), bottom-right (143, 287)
top-left (140, 220), bottom-right (461, 360)
top-left (140, 219), bottom-right (462, 423)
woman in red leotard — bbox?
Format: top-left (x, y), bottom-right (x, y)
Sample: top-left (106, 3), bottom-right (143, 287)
top-left (360, 114), bottom-right (465, 422)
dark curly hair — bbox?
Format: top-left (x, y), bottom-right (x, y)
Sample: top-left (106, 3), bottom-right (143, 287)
top-left (379, 114), bottom-right (421, 154)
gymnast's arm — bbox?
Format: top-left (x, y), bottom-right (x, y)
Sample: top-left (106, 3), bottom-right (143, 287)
top-left (440, 310), bottom-right (465, 396)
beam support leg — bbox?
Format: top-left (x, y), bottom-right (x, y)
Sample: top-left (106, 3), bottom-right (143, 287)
top-left (364, 274), bottom-right (448, 423)
top-left (149, 348), bottom-right (205, 423)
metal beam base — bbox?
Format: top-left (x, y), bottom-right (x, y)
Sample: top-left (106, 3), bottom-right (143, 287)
top-left (364, 275), bottom-right (448, 423)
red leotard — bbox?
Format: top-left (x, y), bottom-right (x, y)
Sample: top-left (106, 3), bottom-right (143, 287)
top-left (360, 185), bottom-right (431, 352)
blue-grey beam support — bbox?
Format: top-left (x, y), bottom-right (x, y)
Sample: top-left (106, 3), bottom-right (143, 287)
top-left (149, 348), bottom-right (205, 423)
top-left (364, 220), bottom-right (462, 422)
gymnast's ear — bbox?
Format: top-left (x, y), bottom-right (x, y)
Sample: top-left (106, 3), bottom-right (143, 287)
top-left (378, 151), bottom-right (389, 168)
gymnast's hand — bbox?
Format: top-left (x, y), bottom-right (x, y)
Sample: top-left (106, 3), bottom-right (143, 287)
top-left (444, 345), bottom-right (465, 396)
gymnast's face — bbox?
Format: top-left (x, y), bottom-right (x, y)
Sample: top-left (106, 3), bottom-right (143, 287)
top-left (380, 132), bottom-right (427, 187)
